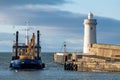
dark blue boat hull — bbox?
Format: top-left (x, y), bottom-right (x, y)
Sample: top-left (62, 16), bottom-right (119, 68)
top-left (10, 59), bottom-right (45, 69)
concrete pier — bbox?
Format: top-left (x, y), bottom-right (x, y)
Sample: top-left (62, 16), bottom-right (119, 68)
top-left (53, 53), bottom-right (71, 64)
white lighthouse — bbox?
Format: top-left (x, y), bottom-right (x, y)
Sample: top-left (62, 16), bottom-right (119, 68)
top-left (83, 12), bottom-right (97, 53)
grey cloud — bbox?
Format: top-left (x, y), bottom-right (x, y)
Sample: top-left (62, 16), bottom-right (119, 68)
top-left (0, 0), bottom-right (67, 7)
top-left (3, 7), bottom-right (120, 40)
top-left (4, 9), bottom-right (85, 29)
top-left (1, 6), bottom-right (120, 52)
top-left (95, 17), bottom-right (120, 44)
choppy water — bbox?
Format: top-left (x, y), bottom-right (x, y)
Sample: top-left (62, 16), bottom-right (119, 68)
top-left (0, 52), bottom-right (120, 80)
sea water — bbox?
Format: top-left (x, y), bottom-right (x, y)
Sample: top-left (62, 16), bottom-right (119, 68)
top-left (0, 52), bottom-right (119, 80)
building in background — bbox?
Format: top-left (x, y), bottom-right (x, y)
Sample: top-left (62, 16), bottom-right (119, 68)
top-left (83, 12), bottom-right (97, 53)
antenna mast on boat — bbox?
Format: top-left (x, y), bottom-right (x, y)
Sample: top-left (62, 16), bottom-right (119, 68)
top-left (25, 21), bottom-right (30, 45)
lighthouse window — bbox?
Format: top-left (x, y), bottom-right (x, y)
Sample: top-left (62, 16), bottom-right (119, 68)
top-left (91, 27), bottom-right (93, 30)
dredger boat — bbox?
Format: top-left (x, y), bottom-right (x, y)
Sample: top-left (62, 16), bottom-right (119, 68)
top-left (10, 30), bottom-right (45, 69)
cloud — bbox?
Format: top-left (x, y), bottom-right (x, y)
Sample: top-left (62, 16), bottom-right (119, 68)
top-left (1, 12), bottom-right (120, 52)
top-left (0, 25), bottom-right (82, 52)
top-left (66, 39), bottom-right (83, 44)
top-left (1, 8), bottom-right (84, 28)
top-left (96, 16), bottom-right (120, 45)
top-left (0, 2), bottom-right (120, 52)
top-left (13, 4), bottom-right (58, 12)
top-left (33, 26), bottom-right (83, 52)
top-left (0, 13), bottom-right (12, 24)
top-left (0, 0), bottom-right (67, 7)
top-left (0, 40), bottom-right (12, 46)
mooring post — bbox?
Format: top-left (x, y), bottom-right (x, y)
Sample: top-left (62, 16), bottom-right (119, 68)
top-left (15, 31), bottom-right (19, 58)
top-left (37, 30), bottom-right (41, 59)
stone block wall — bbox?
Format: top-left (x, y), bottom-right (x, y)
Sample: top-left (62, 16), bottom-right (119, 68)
top-left (90, 44), bottom-right (120, 59)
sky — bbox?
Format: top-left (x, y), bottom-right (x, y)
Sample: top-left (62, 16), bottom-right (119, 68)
top-left (0, 0), bottom-right (120, 52)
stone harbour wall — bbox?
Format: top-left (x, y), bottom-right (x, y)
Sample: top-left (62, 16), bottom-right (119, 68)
top-left (77, 61), bottom-right (120, 72)
top-left (90, 44), bottom-right (120, 59)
